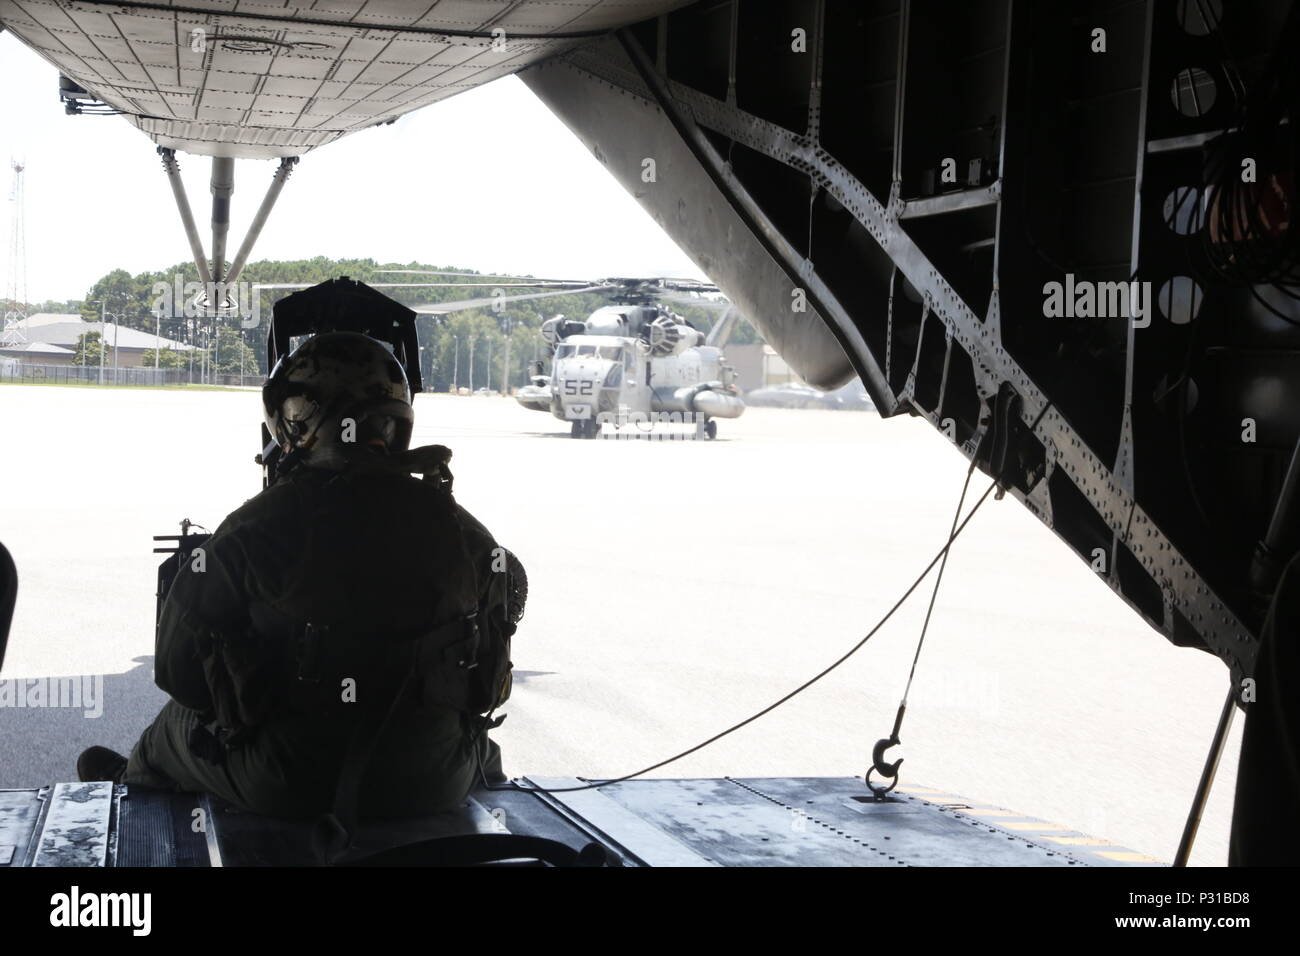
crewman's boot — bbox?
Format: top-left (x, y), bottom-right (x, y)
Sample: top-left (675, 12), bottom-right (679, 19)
top-left (77, 746), bottom-right (128, 783)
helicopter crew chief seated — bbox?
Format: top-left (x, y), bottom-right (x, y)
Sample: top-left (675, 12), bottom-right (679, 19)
top-left (77, 331), bottom-right (525, 821)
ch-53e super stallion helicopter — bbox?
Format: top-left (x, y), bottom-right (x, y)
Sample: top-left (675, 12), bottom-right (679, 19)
top-left (328, 269), bottom-right (748, 440)
top-left (516, 278), bottom-right (745, 439)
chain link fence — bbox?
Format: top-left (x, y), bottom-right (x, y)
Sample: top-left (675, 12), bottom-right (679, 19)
top-left (0, 363), bottom-right (265, 387)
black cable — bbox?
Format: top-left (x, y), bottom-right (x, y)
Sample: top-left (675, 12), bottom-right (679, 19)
top-left (1158, 48), bottom-right (1293, 545)
top-left (1158, 224), bottom-right (1220, 537)
top-left (897, 456), bottom-right (978, 711)
top-left (1191, 0), bottom-right (1247, 105)
top-left (480, 476), bottom-right (1001, 795)
top-left (1194, 0), bottom-right (1300, 314)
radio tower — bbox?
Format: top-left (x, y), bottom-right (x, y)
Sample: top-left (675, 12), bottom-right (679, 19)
top-left (2, 158), bottom-right (28, 347)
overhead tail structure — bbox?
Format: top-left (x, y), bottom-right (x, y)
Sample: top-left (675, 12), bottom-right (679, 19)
top-left (0, 0), bottom-right (695, 302)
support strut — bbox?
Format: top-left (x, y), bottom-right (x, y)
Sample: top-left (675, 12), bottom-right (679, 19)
top-left (613, 28), bottom-right (895, 414)
top-left (209, 157), bottom-right (235, 283)
top-left (226, 157), bottom-right (298, 286)
top-left (157, 147), bottom-right (213, 286)
top-left (1173, 686), bottom-right (1238, 867)
top-left (157, 150), bottom-right (300, 303)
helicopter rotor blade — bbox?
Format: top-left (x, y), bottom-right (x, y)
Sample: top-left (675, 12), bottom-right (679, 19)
top-left (376, 269), bottom-right (595, 285)
top-left (658, 290), bottom-right (731, 311)
top-left (251, 281), bottom-right (582, 290)
top-left (375, 281), bottom-right (588, 288)
top-left (251, 277), bottom-right (725, 311)
top-left (654, 278), bottom-right (720, 294)
top-left (413, 285), bottom-right (616, 314)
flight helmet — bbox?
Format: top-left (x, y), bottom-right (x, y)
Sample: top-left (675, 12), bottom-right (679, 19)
top-left (262, 331), bottom-right (414, 463)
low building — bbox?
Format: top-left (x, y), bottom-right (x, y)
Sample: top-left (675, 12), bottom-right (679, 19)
top-left (0, 341), bottom-right (77, 366)
top-left (20, 312), bottom-right (84, 329)
top-left (4, 317), bottom-right (194, 368)
top-left (726, 343), bottom-right (798, 391)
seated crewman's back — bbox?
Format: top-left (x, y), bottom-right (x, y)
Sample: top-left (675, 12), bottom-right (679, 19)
top-left (108, 331), bottom-right (519, 819)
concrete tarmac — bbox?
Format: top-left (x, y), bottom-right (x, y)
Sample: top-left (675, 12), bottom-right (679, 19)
top-left (0, 384), bottom-right (1241, 864)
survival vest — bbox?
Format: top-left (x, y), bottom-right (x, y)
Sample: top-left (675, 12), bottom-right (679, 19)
top-left (194, 448), bottom-right (520, 753)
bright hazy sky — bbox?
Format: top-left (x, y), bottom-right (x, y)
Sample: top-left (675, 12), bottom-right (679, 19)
top-left (0, 31), bottom-right (705, 304)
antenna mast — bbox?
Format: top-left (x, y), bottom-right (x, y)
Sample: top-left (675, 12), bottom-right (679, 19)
top-left (1, 158), bottom-right (28, 346)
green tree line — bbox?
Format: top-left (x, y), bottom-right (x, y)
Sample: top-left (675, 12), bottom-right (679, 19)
top-left (53, 257), bottom-right (764, 389)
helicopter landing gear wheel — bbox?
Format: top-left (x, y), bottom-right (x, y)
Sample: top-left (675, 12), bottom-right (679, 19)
top-left (571, 419), bottom-right (601, 439)
top-left (570, 421), bottom-right (583, 439)
top-left (703, 419), bottom-right (717, 440)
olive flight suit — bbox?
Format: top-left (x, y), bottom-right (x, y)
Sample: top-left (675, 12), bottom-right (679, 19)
top-left (124, 460), bottom-right (511, 819)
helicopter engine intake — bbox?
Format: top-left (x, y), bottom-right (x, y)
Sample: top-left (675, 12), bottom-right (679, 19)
top-left (646, 317), bottom-right (703, 357)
